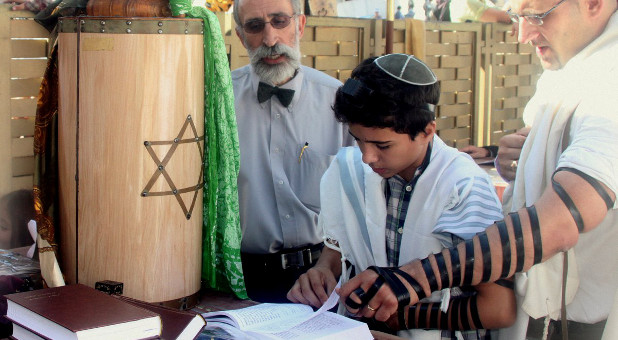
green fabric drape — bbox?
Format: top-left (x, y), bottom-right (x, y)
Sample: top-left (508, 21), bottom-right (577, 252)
top-left (169, 0), bottom-right (246, 299)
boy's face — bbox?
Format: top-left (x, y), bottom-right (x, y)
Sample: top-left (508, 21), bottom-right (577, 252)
top-left (349, 122), bottom-right (435, 182)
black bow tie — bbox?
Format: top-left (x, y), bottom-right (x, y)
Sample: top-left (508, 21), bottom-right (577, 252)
top-left (257, 82), bottom-right (295, 107)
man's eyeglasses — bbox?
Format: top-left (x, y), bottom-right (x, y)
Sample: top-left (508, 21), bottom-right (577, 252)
top-left (507, 0), bottom-right (567, 26)
top-left (242, 14), bottom-right (296, 34)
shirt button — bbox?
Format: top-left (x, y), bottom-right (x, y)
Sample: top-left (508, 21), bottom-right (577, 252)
top-left (274, 147), bottom-right (280, 153)
top-left (278, 180), bottom-right (284, 185)
top-left (405, 185), bottom-right (412, 192)
top-left (398, 227), bottom-right (404, 234)
top-left (285, 214), bottom-right (291, 219)
top-left (275, 113), bottom-right (281, 119)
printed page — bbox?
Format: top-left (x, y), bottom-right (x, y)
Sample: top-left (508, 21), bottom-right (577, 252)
top-left (203, 303), bottom-right (314, 333)
top-left (264, 312), bottom-right (372, 340)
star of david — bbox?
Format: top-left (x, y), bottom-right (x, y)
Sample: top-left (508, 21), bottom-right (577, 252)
top-left (141, 115), bottom-right (204, 220)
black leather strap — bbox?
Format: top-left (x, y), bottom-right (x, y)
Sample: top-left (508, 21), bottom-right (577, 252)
top-left (418, 304), bottom-right (428, 328)
top-left (463, 240), bottom-right (475, 286)
top-left (495, 278), bottom-right (515, 289)
top-left (449, 247), bottom-right (461, 287)
top-left (510, 212), bottom-right (525, 272)
top-left (392, 267), bottom-right (427, 301)
top-left (527, 206), bottom-right (543, 265)
top-left (496, 219), bottom-right (511, 278)
top-left (557, 167), bottom-right (614, 210)
top-left (470, 295), bottom-right (484, 329)
top-left (429, 303), bottom-right (439, 328)
top-left (479, 233), bottom-right (492, 282)
top-left (421, 258), bottom-right (439, 292)
top-left (346, 287), bottom-right (366, 309)
top-left (435, 252), bottom-right (450, 288)
top-left (552, 171), bottom-right (585, 232)
top-left (406, 306), bottom-right (417, 329)
top-left (459, 298), bottom-right (471, 330)
top-left (451, 298), bottom-right (460, 330)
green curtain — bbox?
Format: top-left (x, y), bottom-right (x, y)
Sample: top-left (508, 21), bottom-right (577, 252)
top-left (169, 0), bottom-right (246, 299)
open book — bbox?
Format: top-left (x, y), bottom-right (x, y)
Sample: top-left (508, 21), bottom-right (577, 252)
top-left (199, 287), bottom-right (373, 340)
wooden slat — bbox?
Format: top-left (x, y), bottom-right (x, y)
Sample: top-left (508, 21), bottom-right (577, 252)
top-left (439, 103), bottom-right (472, 116)
top-left (457, 67), bottom-right (472, 79)
top-left (12, 136), bottom-right (33, 157)
top-left (10, 77), bottom-right (42, 98)
top-left (438, 92), bottom-right (456, 105)
top-left (10, 97), bottom-right (38, 117)
top-left (315, 27), bottom-right (359, 41)
top-left (11, 175), bottom-right (33, 191)
top-left (314, 55), bottom-right (359, 70)
top-left (12, 155), bottom-right (34, 176)
top-left (441, 31), bottom-right (475, 44)
top-left (456, 92), bottom-right (472, 103)
top-left (301, 41), bottom-right (338, 56)
top-left (440, 55), bottom-right (473, 68)
top-left (425, 43), bottom-right (456, 56)
top-left (456, 114), bottom-right (471, 127)
top-left (493, 86), bottom-right (517, 98)
top-left (517, 85), bottom-right (536, 97)
top-left (339, 41), bottom-right (358, 55)
top-left (435, 116), bottom-right (455, 130)
top-left (433, 68), bottom-right (456, 81)
top-left (438, 127), bottom-right (472, 141)
top-left (10, 18), bottom-right (49, 38)
top-left (11, 118), bottom-right (35, 137)
top-left (440, 79), bottom-right (472, 92)
top-left (11, 58), bottom-right (47, 78)
top-left (11, 39), bottom-right (47, 58)
top-left (457, 44), bottom-right (472, 56)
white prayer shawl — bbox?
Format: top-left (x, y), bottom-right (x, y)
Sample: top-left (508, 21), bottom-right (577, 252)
top-left (320, 136), bottom-right (495, 340)
top-left (499, 11), bottom-right (618, 340)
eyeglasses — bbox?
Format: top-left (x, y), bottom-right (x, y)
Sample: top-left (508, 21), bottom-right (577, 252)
top-left (242, 14), bottom-right (296, 34)
top-left (507, 0), bottom-right (567, 26)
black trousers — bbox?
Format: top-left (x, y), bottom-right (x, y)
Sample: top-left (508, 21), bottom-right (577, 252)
top-left (527, 317), bottom-right (607, 340)
top-left (241, 244), bottom-right (322, 303)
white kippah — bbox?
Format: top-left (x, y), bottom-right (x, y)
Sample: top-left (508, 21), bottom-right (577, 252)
top-left (374, 53), bottom-right (437, 86)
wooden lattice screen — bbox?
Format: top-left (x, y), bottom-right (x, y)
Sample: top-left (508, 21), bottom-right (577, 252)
top-left (424, 21), bottom-right (483, 148)
top-left (482, 23), bottom-right (542, 145)
top-left (0, 5), bottom-right (49, 198)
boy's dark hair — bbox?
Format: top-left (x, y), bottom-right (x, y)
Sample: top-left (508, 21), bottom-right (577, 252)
top-left (333, 56), bottom-right (440, 140)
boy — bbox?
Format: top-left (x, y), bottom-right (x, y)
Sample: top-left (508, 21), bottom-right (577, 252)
top-left (287, 54), bottom-right (515, 339)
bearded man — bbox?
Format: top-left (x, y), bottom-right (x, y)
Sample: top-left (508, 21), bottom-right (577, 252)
top-left (231, 0), bottom-right (354, 303)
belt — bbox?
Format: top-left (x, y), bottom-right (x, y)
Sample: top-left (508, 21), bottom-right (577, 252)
top-left (242, 243), bottom-right (323, 271)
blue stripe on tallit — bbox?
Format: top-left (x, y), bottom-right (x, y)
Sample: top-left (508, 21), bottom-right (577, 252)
top-left (338, 148), bottom-right (372, 253)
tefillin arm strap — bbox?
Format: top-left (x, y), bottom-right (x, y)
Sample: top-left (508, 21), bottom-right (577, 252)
top-left (414, 166), bottom-right (616, 296)
top-left (404, 295), bottom-right (485, 331)
top-left (344, 167), bottom-right (615, 321)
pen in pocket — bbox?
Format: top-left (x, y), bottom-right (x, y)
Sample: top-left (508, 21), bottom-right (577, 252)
top-left (298, 142), bottom-right (309, 163)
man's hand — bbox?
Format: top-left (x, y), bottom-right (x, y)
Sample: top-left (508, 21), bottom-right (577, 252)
top-left (287, 246), bottom-right (342, 308)
top-left (287, 265), bottom-right (338, 308)
top-left (3, 0), bottom-right (28, 11)
top-left (459, 145), bottom-right (490, 159)
top-left (496, 127), bottom-right (530, 181)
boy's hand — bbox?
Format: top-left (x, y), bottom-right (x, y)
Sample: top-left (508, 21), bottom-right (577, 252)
top-left (337, 269), bottom-right (399, 322)
top-left (287, 266), bottom-right (337, 308)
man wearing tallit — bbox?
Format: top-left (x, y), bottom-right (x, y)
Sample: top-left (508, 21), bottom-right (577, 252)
top-left (334, 1), bottom-right (618, 339)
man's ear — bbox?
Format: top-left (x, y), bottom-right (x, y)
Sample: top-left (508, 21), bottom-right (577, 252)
top-left (296, 14), bottom-right (307, 39)
top-left (235, 27), bottom-right (248, 49)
